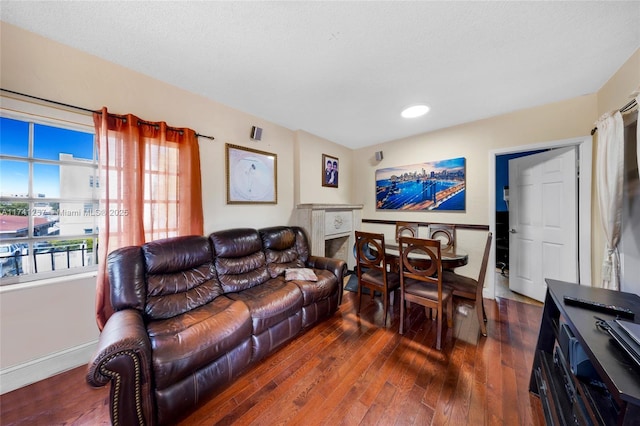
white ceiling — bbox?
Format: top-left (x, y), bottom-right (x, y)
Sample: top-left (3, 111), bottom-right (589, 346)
top-left (2, 1), bottom-right (639, 149)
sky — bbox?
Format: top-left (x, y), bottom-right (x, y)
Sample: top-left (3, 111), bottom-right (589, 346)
top-left (0, 117), bottom-right (94, 198)
top-left (375, 157), bottom-right (466, 181)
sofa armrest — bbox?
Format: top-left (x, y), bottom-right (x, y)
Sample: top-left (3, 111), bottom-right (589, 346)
top-left (86, 309), bottom-right (154, 426)
top-left (306, 256), bottom-right (347, 304)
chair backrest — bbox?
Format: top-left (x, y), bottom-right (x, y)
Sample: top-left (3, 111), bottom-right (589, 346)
top-left (398, 236), bottom-right (442, 288)
top-left (476, 232), bottom-right (493, 289)
top-left (428, 224), bottom-right (455, 249)
top-left (355, 231), bottom-right (389, 276)
top-left (395, 222), bottom-right (419, 242)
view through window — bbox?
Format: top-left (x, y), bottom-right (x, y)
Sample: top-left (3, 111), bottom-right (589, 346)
top-left (0, 113), bottom-right (98, 282)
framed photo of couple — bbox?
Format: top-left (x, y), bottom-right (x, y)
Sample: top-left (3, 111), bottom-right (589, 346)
top-left (322, 154), bottom-right (339, 188)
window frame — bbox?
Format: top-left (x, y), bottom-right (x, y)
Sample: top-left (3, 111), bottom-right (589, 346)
top-left (0, 95), bottom-right (98, 285)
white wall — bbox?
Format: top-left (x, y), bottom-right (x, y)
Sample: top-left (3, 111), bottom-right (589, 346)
top-left (294, 130), bottom-right (353, 206)
top-left (352, 95), bottom-right (598, 297)
top-left (353, 48), bottom-right (640, 297)
top-left (0, 274), bottom-right (98, 393)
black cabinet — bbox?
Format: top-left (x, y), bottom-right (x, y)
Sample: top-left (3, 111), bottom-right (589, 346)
top-left (530, 279), bottom-right (640, 425)
top-left (495, 211), bottom-right (509, 274)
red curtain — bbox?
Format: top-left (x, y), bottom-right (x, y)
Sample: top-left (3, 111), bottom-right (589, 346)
top-left (93, 107), bottom-right (204, 330)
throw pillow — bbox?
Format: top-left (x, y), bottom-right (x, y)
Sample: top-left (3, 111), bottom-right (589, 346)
top-left (285, 268), bottom-right (318, 282)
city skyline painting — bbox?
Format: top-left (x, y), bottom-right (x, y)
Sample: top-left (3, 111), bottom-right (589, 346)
top-left (375, 157), bottom-right (466, 211)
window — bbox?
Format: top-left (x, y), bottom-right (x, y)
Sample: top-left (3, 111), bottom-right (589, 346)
top-left (0, 98), bottom-right (98, 283)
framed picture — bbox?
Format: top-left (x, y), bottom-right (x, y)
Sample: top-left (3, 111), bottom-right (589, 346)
top-left (226, 143), bottom-right (277, 204)
top-left (322, 154), bottom-right (339, 188)
top-left (375, 157), bottom-right (466, 211)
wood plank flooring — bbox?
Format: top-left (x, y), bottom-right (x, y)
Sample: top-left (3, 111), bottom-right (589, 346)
top-left (0, 289), bottom-right (544, 425)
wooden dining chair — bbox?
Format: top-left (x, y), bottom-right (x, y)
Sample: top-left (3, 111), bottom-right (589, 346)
top-left (442, 232), bottom-right (492, 337)
top-left (428, 224), bottom-right (455, 250)
top-left (395, 221), bottom-right (419, 242)
top-left (354, 231), bottom-right (400, 327)
top-left (398, 236), bottom-right (453, 350)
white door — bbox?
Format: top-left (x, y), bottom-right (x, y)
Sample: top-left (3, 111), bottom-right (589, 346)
top-left (508, 147), bottom-right (578, 302)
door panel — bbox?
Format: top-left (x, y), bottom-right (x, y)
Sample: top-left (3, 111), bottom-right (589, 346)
top-left (543, 242), bottom-right (562, 279)
top-left (509, 147), bottom-right (578, 302)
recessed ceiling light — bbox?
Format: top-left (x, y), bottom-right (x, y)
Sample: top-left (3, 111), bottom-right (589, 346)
top-left (401, 104), bottom-right (430, 118)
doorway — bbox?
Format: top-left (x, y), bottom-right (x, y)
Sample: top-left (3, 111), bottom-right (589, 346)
top-left (486, 136), bottom-right (592, 301)
top-left (494, 149), bottom-right (548, 278)
top-left (509, 147), bottom-right (579, 302)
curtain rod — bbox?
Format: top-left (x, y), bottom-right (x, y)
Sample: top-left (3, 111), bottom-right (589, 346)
top-left (591, 98), bottom-right (638, 135)
top-left (0, 88), bottom-right (215, 141)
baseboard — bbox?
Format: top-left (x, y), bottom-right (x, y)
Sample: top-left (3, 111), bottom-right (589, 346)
top-left (0, 340), bottom-right (98, 394)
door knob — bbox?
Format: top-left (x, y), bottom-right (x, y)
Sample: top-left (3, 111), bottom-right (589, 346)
top-left (509, 229), bottom-right (517, 234)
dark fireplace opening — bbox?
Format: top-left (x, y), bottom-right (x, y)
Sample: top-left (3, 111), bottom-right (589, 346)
top-left (325, 236), bottom-right (349, 264)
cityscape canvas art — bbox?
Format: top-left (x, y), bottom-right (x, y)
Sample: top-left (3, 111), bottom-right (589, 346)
top-left (375, 157), bottom-right (466, 211)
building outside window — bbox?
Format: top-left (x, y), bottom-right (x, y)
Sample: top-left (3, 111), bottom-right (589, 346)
top-left (0, 98), bottom-right (98, 283)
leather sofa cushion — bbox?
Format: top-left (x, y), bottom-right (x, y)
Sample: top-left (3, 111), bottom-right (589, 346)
top-left (289, 269), bottom-right (338, 306)
top-left (143, 235), bottom-right (213, 274)
top-left (145, 265), bottom-right (223, 320)
top-left (227, 278), bottom-right (303, 335)
top-left (260, 226), bottom-right (297, 250)
top-left (211, 228), bottom-right (270, 293)
top-left (260, 226), bottom-right (306, 278)
top-left (147, 295), bottom-right (252, 390)
top-left (215, 251), bottom-right (270, 293)
top-left (265, 252), bottom-right (305, 278)
top-left (210, 228), bottom-right (262, 258)
top-left (143, 236), bottom-right (223, 320)
top-left (108, 245), bottom-right (146, 311)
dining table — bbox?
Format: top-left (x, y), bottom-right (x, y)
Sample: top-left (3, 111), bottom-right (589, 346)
top-left (384, 242), bottom-right (469, 271)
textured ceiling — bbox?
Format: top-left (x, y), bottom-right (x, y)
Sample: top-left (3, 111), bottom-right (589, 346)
top-left (2, 1), bottom-right (639, 149)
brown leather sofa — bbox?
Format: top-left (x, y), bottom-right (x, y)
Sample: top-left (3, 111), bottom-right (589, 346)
top-left (86, 226), bottom-right (346, 425)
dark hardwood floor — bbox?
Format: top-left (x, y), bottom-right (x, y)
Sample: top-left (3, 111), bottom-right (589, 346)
top-left (0, 289), bottom-right (544, 425)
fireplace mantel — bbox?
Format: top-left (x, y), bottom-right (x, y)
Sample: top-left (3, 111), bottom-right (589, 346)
top-left (295, 204), bottom-right (363, 270)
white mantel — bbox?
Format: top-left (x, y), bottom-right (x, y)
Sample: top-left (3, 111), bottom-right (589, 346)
top-left (295, 204), bottom-right (363, 270)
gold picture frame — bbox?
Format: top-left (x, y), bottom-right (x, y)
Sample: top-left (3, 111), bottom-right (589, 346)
top-left (322, 154), bottom-right (339, 188)
top-left (226, 143), bottom-right (277, 204)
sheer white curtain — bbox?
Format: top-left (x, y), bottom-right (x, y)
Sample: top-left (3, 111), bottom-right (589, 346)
top-left (596, 110), bottom-right (624, 290)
